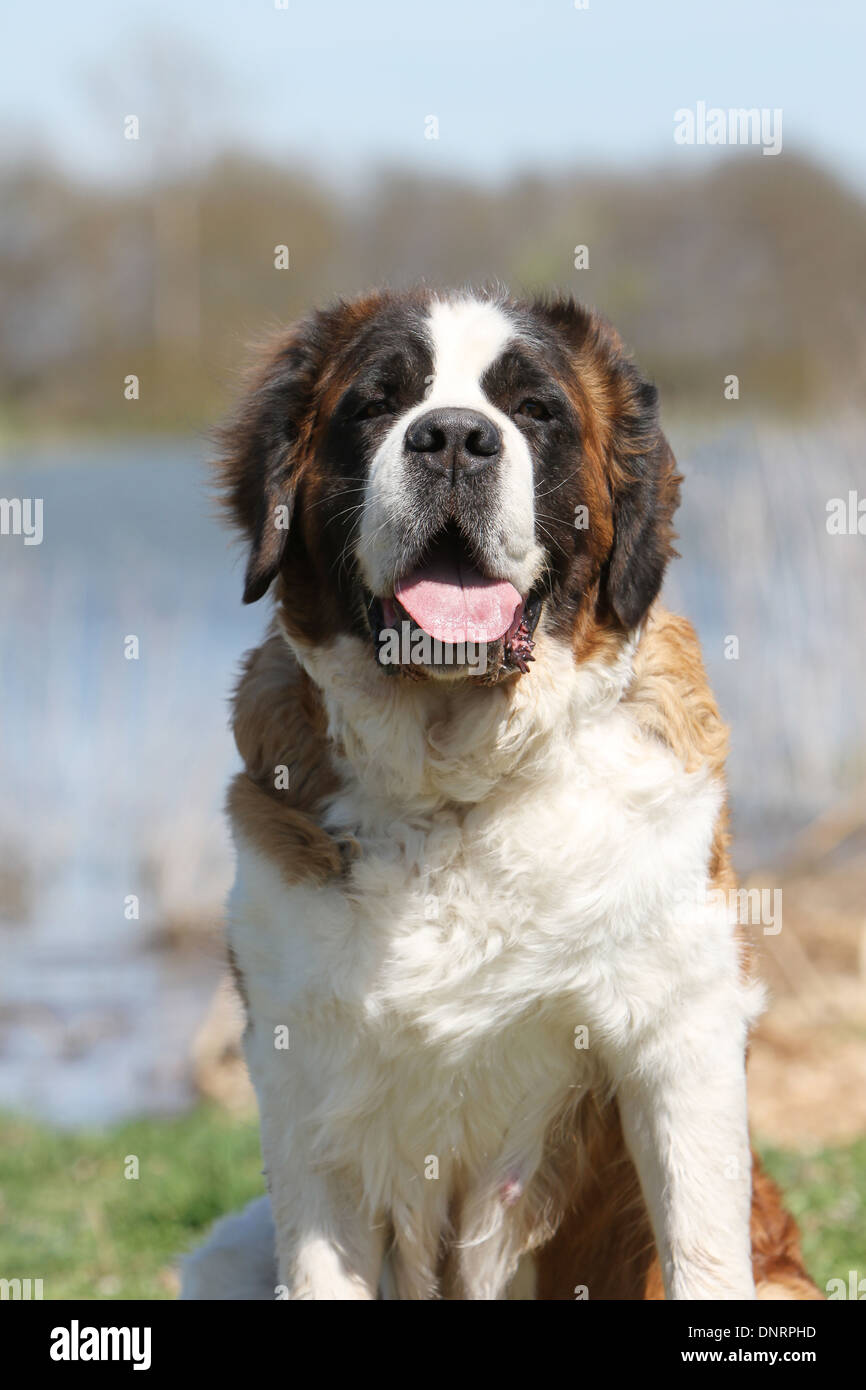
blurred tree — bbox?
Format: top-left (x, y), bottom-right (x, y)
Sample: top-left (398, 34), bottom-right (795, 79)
top-left (0, 148), bottom-right (863, 434)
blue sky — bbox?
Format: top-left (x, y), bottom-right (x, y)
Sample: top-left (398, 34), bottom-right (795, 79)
top-left (4, 0), bottom-right (865, 192)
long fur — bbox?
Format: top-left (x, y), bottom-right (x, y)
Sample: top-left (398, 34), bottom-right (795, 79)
top-left (182, 290), bottom-right (820, 1301)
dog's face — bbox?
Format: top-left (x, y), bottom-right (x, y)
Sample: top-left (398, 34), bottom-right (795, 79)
top-left (218, 289), bottom-right (680, 682)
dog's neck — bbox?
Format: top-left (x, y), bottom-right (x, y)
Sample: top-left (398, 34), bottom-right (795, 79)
top-left (280, 616), bottom-right (638, 813)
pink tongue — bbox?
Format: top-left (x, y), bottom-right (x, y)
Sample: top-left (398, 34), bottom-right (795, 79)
top-left (395, 554), bottom-right (522, 645)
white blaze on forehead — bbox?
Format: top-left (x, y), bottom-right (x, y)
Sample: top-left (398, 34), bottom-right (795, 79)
top-left (358, 293), bottom-right (544, 600)
top-left (425, 297), bottom-right (514, 403)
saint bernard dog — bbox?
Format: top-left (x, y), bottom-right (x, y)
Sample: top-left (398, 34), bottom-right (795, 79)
top-left (182, 288), bottom-right (819, 1301)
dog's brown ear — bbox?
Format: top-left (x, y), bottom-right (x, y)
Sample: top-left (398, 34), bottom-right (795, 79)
top-left (530, 296), bottom-right (681, 631)
top-left (216, 318), bottom-right (322, 604)
top-left (603, 371), bottom-right (682, 630)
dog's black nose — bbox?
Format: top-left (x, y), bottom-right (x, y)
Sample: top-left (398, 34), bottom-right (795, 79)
top-left (404, 407), bottom-right (501, 478)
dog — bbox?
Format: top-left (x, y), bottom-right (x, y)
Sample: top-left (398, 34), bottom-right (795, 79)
top-left (182, 288), bottom-right (819, 1300)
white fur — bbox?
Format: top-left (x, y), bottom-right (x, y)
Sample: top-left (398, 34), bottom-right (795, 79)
top-left (180, 1196), bottom-right (276, 1300)
top-left (357, 295), bottom-right (545, 598)
top-left (205, 620), bottom-right (763, 1301)
top-left (180, 1194), bottom-right (538, 1301)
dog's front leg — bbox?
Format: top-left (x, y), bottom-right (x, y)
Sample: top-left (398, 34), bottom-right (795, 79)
top-left (249, 1032), bottom-right (385, 1301)
top-left (613, 998), bottom-right (756, 1301)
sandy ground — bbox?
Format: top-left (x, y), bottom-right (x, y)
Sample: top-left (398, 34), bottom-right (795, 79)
top-left (746, 798), bottom-right (866, 1148)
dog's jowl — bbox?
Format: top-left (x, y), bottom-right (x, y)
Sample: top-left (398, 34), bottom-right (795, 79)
top-left (181, 288), bottom-right (820, 1302)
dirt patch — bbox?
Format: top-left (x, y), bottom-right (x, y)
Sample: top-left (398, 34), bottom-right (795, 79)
top-left (747, 799), bottom-right (866, 1148)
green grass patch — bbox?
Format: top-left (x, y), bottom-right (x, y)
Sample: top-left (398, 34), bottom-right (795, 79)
top-left (0, 1106), bottom-right (862, 1299)
top-left (759, 1139), bottom-right (866, 1296)
top-left (0, 1107), bottom-right (263, 1300)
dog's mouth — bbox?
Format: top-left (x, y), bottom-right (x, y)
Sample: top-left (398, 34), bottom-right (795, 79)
top-left (365, 525), bottom-right (543, 679)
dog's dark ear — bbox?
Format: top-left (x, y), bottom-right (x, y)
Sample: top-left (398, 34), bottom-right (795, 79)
top-left (529, 296), bottom-right (681, 631)
top-left (603, 368), bottom-right (681, 630)
top-left (216, 318), bottom-right (322, 604)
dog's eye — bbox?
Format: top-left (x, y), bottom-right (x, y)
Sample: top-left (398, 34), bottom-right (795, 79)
top-left (515, 398), bottom-right (551, 421)
top-left (356, 399), bottom-right (391, 420)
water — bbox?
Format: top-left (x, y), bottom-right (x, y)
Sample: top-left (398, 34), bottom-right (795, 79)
top-left (0, 438), bottom-right (267, 1124)
top-left (1, 421), bottom-right (863, 1124)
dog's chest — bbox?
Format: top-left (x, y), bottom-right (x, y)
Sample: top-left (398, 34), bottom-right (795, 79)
top-left (230, 700), bottom-right (724, 1255)
top-left (233, 708), bottom-right (720, 1098)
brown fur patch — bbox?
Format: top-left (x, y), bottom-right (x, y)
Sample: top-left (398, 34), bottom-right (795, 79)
top-left (627, 604), bottom-right (735, 892)
top-left (226, 773), bottom-right (343, 886)
top-left (227, 626), bottom-right (344, 886)
top-left (535, 1098), bottom-right (659, 1301)
top-left (231, 626), bottom-right (333, 796)
top-left (214, 290), bottom-right (395, 616)
top-left (535, 1098), bottom-right (820, 1299)
top-left (528, 298), bottom-right (683, 662)
top-left (749, 1162), bottom-right (823, 1299)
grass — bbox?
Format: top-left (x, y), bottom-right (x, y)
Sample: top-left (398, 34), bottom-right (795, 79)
top-left (0, 1106), bottom-right (863, 1300)
top-left (0, 1107), bottom-right (264, 1300)
top-left (760, 1140), bottom-right (866, 1294)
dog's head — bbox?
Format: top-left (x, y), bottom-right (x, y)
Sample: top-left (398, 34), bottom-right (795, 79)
top-left (218, 288), bottom-right (680, 682)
